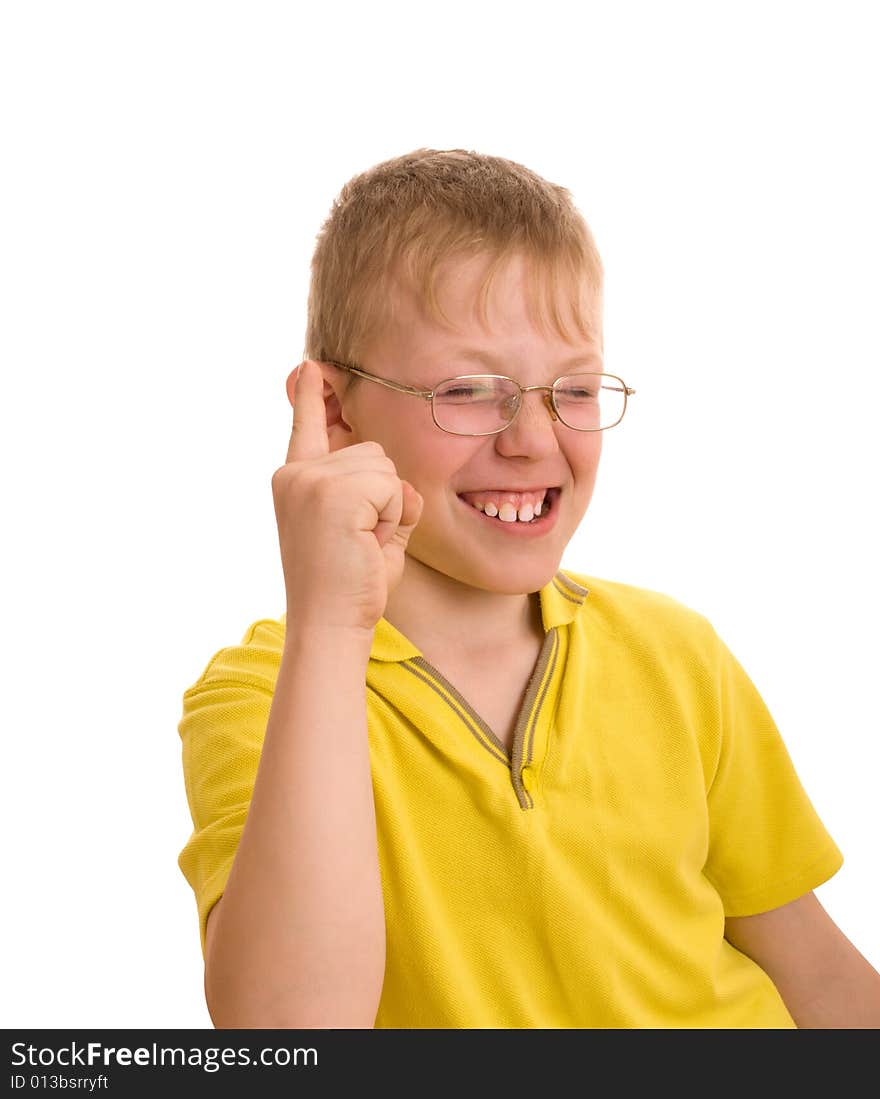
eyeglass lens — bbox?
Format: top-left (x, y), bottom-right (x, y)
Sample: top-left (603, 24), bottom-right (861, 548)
top-left (431, 374), bottom-right (626, 435)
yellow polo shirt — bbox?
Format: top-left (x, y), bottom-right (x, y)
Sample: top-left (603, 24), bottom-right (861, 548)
top-left (177, 568), bottom-right (843, 1028)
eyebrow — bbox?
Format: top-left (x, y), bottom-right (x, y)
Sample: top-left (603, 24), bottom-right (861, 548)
top-left (445, 347), bottom-right (604, 372)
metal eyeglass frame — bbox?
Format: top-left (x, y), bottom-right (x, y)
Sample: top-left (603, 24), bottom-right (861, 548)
top-left (321, 359), bottom-right (637, 436)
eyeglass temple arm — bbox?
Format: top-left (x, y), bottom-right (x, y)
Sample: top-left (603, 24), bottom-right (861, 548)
top-left (323, 360), bottom-right (434, 398)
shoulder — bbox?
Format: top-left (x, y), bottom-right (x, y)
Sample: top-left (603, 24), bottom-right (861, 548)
top-left (561, 567), bottom-right (715, 634)
top-left (182, 614), bottom-right (287, 699)
top-left (559, 567), bottom-right (722, 670)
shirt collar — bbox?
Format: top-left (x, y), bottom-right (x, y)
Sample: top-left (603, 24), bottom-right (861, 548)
top-left (369, 569), bottom-right (590, 663)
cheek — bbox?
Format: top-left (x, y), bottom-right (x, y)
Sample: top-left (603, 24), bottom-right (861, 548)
top-left (379, 430), bottom-right (464, 495)
top-left (395, 435), bottom-right (474, 492)
top-left (562, 432), bottom-right (602, 476)
top-left (579, 433), bottom-right (603, 469)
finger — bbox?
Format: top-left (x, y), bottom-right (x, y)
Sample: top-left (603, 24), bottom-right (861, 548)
top-left (286, 360), bottom-right (330, 464)
top-left (378, 480), bottom-right (423, 551)
top-left (397, 479), bottom-right (424, 535)
top-left (372, 481), bottom-right (404, 549)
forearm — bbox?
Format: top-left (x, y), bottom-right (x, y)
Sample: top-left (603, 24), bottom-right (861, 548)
top-left (205, 625), bottom-right (384, 1028)
top-left (778, 944), bottom-right (880, 1029)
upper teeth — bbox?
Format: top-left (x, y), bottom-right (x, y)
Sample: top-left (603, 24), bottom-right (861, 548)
top-left (463, 490), bottom-right (549, 523)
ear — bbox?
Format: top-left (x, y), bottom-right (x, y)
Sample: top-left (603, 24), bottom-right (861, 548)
top-left (324, 376), bottom-right (355, 441)
top-left (285, 361), bottom-right (355, 446)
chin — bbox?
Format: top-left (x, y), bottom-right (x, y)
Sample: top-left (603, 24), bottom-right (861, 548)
top-left (455, 556), bottom-right (561, 595)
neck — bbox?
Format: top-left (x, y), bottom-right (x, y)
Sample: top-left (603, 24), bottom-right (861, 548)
top-left (381, 555), bottom-right (546, 660)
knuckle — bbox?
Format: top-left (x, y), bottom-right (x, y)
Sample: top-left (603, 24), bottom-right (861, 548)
top-left (293, 465), bottom-right (322, 496)
top-left (274, 460), bottom-right (314, 492)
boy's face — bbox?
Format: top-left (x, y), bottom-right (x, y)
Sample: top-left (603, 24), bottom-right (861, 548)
top-left (327, 250), bottom-right (604, 597)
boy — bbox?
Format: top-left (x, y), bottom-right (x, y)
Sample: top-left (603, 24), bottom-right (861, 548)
top-left (177, 148), bottom-right (880, 1028)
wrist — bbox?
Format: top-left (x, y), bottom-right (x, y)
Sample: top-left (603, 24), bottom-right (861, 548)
top-left (282, 614), bottom-right (376, 659)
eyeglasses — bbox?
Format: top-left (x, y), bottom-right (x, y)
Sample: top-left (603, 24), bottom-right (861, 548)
top-left (322, 359), bottom-right (637, 437)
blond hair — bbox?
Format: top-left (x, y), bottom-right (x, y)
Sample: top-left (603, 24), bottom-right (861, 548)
top-left (304, 148), bottom-right (604, 385)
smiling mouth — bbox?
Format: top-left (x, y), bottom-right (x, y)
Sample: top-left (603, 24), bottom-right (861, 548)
top-left (456, 487), bottom-right (561, 525)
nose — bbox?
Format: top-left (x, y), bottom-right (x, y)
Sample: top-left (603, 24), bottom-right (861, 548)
top-left (503, 386), bottom-right (558, 426)
top-left (493, 386), bottom-right (560, 456)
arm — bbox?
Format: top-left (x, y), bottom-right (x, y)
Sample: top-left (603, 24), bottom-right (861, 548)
top-left (204, 625), bottom-right (385, 1028)
top-left (724, 891), bottom-right (880, 1028)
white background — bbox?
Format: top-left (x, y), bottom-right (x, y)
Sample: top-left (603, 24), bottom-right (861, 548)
top-left (2, 1), bottom-right (877, 1027)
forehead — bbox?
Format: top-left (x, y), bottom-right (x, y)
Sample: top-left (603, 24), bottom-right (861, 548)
top-left (385, 250), bottom-right (603, 355)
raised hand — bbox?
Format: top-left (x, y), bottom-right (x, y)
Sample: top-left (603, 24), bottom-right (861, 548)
top-left (271, 359), bottom-right (424, 636)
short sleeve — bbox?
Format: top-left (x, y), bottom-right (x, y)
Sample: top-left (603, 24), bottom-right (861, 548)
top-left (703, 628), bottom-right (844, 917)
top-left (177, 618), bottom-right (285, 960)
